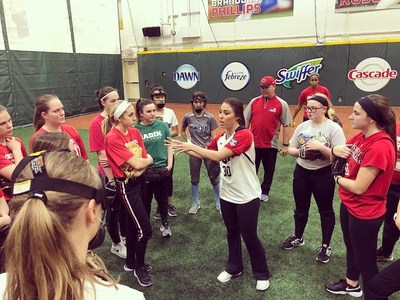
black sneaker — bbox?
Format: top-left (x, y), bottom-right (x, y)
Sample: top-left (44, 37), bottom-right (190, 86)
top-left (134, 266), bottom-right (153, 287)
top-left (316, 246), bottom-right (331, 263)
top-left (124, 263), bottom-right (152, 272)
top-left (153, 208), bottom-right (161, 220)
top-left (325, 279), bottom-right (363, 297)
top-left (168, 204), bottom-right (177, 217)
top-left (281, 235), bottom-right (304, 250)
top-left (376, 247), bottom-right (393, 262)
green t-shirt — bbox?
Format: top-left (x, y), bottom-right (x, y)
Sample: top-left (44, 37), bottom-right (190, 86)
top-left (135, 120), bottom-right (171, 168)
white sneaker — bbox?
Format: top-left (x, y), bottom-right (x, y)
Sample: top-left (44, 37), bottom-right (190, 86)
top-left (260, 194), bottom-right (269, 202)
top-left (160, 223), bottom-right (172, 237)
top-left (256, 280), bottom-right (270, 291)
top-left (111, 242), bottom-right (127, 259)
top-left (189, 203), bottom-right (201, 214)
top-left (217, 271), bottom-right (242, 283)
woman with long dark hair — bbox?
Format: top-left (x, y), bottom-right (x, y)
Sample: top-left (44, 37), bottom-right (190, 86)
top-left (325, 94), bottom-right (396, 299)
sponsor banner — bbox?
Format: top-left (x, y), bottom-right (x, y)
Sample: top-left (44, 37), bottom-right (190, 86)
top-left (275, 58), bottom-right (323, 89)
top-left (208, 0), bottom-right (294, 23)
top-left (173, 64), bottom-right (200, 89)
top-left (348, 57), bottom-right (398, 92)
top-left (221, 62), bottom-right (250, 91)
top-left (335, 0), bottom-right (400, 13)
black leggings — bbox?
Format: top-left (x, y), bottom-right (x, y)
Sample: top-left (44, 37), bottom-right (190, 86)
top-left (292, 164), bottom-right (335, 245)
top-left (380, 184), bottom-right (400, 256)
top-left (340, 203), bottom-right (384, 299)
top-left (367, 258), bottom-right (400, 300)
top-left (116, 177), bottom-right (152, 269)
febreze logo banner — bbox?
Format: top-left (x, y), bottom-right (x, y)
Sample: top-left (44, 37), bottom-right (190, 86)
top-left (221, 62), bottom-right (250, 91)
top-left (173, 64), bottom-right (200, 89)
top-left (348, 57), bottom-right (397, 92)
top-left (275, 58), bottom-right (323, 88)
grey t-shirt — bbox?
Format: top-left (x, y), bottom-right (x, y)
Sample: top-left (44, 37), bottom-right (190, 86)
top-left (181, 111), bottom-right (218, 148)
top-left (289, 119), bottom-right (346, 170)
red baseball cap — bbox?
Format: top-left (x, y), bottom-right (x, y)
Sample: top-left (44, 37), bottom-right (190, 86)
top-left (259, 76), bottom-right (275, 87)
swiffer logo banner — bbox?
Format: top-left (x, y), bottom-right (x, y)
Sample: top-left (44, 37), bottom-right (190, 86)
top-left (275, 58), bottom-right (323, 89)
top-left (348, 57), bottom-right (397, 92)
top-left (173, 64), bottom-right (200, 89)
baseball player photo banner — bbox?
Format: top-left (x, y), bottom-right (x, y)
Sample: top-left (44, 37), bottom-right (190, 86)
top-left (335, 0), bottom-right (400, 13)
top-left (208, 0), bottom-right (294, 23)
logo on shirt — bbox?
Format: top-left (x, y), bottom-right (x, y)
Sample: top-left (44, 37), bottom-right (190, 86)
top-left (275, 58), bottom-right (323, 88)
top-left (229, 138), bottom-right (238, 147)
top-left (269, 107), bottom-right (277, 113)
top-left (189, 124), bottom-right (210, 133)
top-left (142, 131), bottom-right (162, 141)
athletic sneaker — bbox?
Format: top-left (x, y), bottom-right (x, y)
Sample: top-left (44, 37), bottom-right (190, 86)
top-left (316, 246), bottom-right (331, 263)
top-left (217, 271), bottom-right (242, 283)
top-left (124, 263), bottom-right (152, 272)
top-left (110, 242), bottom-right (127, 259)
top-left (256, 280), bottom-right (270, 291)
top-left (189, 203), bottom-right (201, 214)
top-left (153, 208), bottom-right (161, 220)
top-left (134, 266), bottom-right (153, 287)
top-left (325, 279), bottom-right (363, 297)
top-left (260, 194), bottom-right (269, 202)
top-left (376, 247), bottom-right (394, 262)
top-left (160, 223), bottom-right (172, 237)
top-left (281, 235), bottom-right (305, 250)
top-left (168, 204), bottom-right (178, 217)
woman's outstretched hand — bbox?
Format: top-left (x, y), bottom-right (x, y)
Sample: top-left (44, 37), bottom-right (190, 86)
top-left (165, 137), bottom-right (193, 154)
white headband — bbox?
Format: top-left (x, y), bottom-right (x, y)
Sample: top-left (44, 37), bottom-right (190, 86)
top-left (114, 101), bottom-right (131, 120)
top-left (100, 90), bottom-right (118, 102)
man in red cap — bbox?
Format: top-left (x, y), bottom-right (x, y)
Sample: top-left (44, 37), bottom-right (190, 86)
top-left (244, 75), bottom-right (292, 202)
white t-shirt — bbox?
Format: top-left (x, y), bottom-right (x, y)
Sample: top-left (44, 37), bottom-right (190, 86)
top-left (0, 273), bottom-right (145, 300)
top-left (156, 107), bottom-right (178, 130)
top-left (289, 119), bottom-right (346, 170)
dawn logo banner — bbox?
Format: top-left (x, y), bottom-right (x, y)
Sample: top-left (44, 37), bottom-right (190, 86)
top-left (173, 64), bottom-right (200, 89)
top-left (276, 58), bottom-right (323, 88)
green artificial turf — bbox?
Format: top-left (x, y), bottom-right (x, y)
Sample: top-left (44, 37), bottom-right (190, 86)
top-left (13, 127), bottom-right (400, 300)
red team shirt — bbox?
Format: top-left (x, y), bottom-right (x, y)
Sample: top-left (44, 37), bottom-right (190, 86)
top-left (298, 85), bottom-right (331, 119)
top-left (29, 124), bottom-right (88, 160)
top-left (0, 137), bottom-right (27, 200)
top-left (245, 95), bottom-right (290, 149)
top-left (339, 131), bottom-right (395, 220)
top-left (105, 127), bottom-right (148, 179)
top-left (89, 114), bottom-right (106, 173)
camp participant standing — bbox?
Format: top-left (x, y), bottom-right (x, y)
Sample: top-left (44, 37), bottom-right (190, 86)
top-left (181, 91), bottom-right (220, 214)
top-left (167, 98), bottom-right (271, 292)
top-left (244, 75), bottom-right (291, 202)
top-left (325, 94), bottom-right (396, 299)
top-left (150, 84), bottom-right (178, 218)
top-left (30, 94), bottom-right (88, 160)
top-left (105, 100), bottom-right (154, 287)
top-left (135, 98), bottom-right (173, 237)
top-left (89, 86), bottom-right (126, 260)
top-left (0, 105), bottom-right (27, 200)
top-left (282, 94), bottom-right (346, 263)
top-left (291, 73), bottom-right (331, 124)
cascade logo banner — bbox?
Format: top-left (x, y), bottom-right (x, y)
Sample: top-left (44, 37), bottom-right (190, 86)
top-left (348, 57), bottom-right (398, 92)
top-left (208, 0), bottom-right (293, 23)
top-left (335, 0), bottom-right (400, 13)
top-left (275, 58), bottom-right (323, 88)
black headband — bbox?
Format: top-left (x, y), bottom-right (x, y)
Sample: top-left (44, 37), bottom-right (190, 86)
top-left (309, 95), bottom-right (329, 107)
top-left (357, 96), bottom-right (382, 124)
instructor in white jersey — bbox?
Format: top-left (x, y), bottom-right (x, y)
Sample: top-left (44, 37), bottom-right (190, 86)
top-left (167, 98), bottom-right (270, 292)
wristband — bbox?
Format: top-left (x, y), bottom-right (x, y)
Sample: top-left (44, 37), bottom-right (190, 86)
top-left (282, 143), bottom-right (289, 147)
top-left (331, 146), bottom-right (335, 156)
top-left (335, 176), bottom-right (342, 185)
